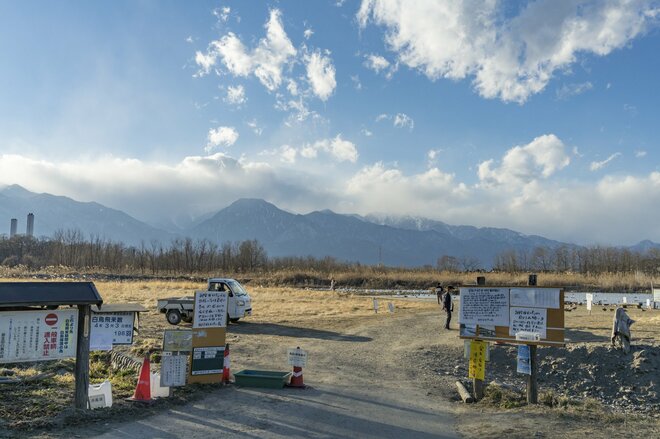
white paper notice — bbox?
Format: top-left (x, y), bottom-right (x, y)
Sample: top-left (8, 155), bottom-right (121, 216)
top-left (90, 331), bottom-right (113, 351)
top-left (509, 288), bottom-right (560, 309)
top-left (459, 288), bottom-right (510, 327)
top-left (161, 352), bottom-right (187, 387)
top-left (193, 291), bottom-right (228, 328)
top-left (509, 307), bottom-right (547, 339)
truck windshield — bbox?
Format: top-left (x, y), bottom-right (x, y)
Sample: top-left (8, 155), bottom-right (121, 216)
top-left (227, 280), bottom-right (248, 296)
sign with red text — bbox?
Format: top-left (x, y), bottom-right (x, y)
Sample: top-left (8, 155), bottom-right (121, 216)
top-left (0, 309), bottom-right (77, 363)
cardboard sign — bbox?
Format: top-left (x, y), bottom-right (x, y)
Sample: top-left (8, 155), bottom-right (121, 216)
top-left (161, 352), bottom-right (188, 387)
top-left (288, 348), bottom-right (308, 367)
top-left (468, 340), bottom-right (486, 380)
top-left (517, 345), bottom-right (531, 375)
top-left (193, 291), bottom-right (228, 328)
top-left (0, 309), bottom-right (77, 363)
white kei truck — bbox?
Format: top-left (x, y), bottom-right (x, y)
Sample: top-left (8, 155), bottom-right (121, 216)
top-left (157, 278), bottom-right (252, 325)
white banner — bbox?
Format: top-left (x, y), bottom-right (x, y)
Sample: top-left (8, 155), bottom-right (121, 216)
top-left (0, 309), bottom-right (78, 363)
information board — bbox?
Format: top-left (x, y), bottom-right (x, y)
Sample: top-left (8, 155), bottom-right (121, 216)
top-left (459, 286), bottom-right (564, 346)
top-left (0, 309), bottom-right (77, 363)
top-left (193, 291), bottom-right (228, 328)
top-left (163, 330), bottom-right (193, 352)
top-left (191, 346), bottom-right (225, 375)
top-left (90, 311), bottom-right (135, 351)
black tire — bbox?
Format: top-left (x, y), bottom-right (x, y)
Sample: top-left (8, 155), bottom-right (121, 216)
top-left (166, 309), bottom-right (182, 325)
top-left (229, 318), bottom-right (240, 323)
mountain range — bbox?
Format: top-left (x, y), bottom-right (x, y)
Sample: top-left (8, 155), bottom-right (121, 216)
top-left (2, 185), bottom-right (658, 268)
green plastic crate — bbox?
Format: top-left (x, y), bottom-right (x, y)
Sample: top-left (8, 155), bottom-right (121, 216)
top-left (234, 370), bottom-right (292, 388)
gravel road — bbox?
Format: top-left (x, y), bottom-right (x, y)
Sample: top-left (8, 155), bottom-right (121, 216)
top-left (83, 310), bottom-right (457, 439)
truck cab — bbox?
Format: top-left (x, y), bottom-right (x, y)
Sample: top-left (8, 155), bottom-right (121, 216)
top-left (207, 278), bottom-right (252, 323)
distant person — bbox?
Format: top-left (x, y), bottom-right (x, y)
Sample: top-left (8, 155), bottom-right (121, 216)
top-left (330, 278), bottom-right (336, 291)
top-left (442, 286), bottom-right (454, 329)
top-left (435, 283), bottom-right (443, 305)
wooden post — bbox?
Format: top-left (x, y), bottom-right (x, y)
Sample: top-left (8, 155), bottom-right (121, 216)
top-left (528, 274), bottom-right (537, 286)
top-left (526, 344), bottom-right (538, 404)
top-left (476, 276), bottom-right (486, 286)
top-left (74, 304), bottom-right (91, 409)
top-left (473, 377), bottom-right (484, 401)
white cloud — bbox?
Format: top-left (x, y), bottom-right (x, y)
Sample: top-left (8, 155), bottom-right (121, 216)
top-left (635, 150), bottom-right (647, 158)
top-left (351, 75), bottom-right (363, 90)
top-left (427, 149), bottom-right (443, 167)
top-left (304, 135), bottom-right (359, 163)
top-left (2, 149), bottom-right (660, 245)
top-left (590, 152), bottom-right (622, 171)
top-left (213, 6), bottom-right (231, 22)
top-left (358, 0), bottom-right (659, 103)
top-left (224, 85), bottom-right (246, 105)
top-left (478, 134), bottom-right (570, 187)
top-left (246, 119), bottom-right (263, 136)
top-left (304, 28), bottom-right (314, 40)
top-left (364, 54), bottom-right (390, 72)
top-left (206, 126), bottom-right (239, 152)
top-left (196, 9), bottom-right (296, 91)
top-left (393, 113), bottom-right (414, 130)
top-left (279, 145), bottom-right (297, 164)
top-left (306, 51), bottom-right (337, 101)
top-left (375, 113), bottom-right (389, 122)
top-left (361, 128), bottom-right (373, 137)
top-left (556, 82), bottom-right (593, 100)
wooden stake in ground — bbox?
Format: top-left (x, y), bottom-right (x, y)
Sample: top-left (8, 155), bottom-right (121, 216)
top-left (526, 344), bottom-right (538, 404)
top-left (74, 304), bottom-right (91, 409)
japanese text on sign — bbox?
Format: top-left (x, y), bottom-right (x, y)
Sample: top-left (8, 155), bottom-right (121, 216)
top-left (459, 288), bottom-right (510, 327)
top-left (510, 288), bottom-right (560, 309)
top-left (193, 291), bottom-right (228, 328)
top-left (288, 348), bottom-right (308, 367)
top-left (90, 312), bottom-right (135, 351)
top-left (509, 307), bottom-right (547, 339)
top-left (161, 352), bottom-right (187, 387)
top-left (468, 340), bottom-right (486, 380)
top-left (0, 309), bottom-right (77, 363)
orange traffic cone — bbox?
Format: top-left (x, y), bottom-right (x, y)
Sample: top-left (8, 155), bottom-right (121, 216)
top-left (128, 355), bottom-right (152, 402)
top-left (222, 344), bottom-right (234, 384)
top-left (288, 365), bottom-right (306, 388)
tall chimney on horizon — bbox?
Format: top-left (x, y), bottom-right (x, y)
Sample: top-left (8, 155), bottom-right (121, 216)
top-left (26, 213), bottom-right (34, 237)
top-left (10, 218), bottom-right (17, 238)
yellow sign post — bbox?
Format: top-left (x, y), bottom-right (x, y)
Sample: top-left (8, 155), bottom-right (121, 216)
top-left (468, 340), bottom-right (486, 381)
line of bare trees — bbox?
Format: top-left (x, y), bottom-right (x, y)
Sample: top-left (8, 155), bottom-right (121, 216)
top-left (2, 230), bottom-right (659, 275)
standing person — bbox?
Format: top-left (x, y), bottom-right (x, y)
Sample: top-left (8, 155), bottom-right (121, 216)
top-left (435, 283), bottom-right (443, 305)
top-left (442, 286), bottom-right (454, 329)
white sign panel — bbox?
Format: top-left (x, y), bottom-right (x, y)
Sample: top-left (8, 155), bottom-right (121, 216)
top-left (288, 348), bottom-right (308, 367)
top-left (0, 309), bottom-right (77, 364)
top-left (161, 352), bottom-right (187, 387)
top-left (459, 288), bottom-right (510, 327)
top-left (585, 293), bottom-right (593, 312)
top-left (193, 291), bottom-right (228, 328)
top-left (509, 307), bottom-right (547, 339)
top-left (510, 288), bottom-right (560, 309)
top-left (90, 312), bottom-right (135, 350)
top-left (654, 288), bottom-right (660, 302)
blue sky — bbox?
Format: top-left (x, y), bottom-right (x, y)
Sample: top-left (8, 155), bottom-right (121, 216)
top-left (0, 0), bottom-right (659, 245)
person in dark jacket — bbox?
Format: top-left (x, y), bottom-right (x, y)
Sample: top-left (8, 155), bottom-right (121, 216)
top-left (442, 286), bottom-right (454, 329)
top-left (435, 283), bottom-right (443, 305)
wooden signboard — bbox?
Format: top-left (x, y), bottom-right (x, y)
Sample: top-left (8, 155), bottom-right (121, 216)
top-left (458, 286), bottom-right (565, 346)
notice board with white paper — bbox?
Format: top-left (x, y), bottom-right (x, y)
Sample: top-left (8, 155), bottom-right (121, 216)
top-left (459, 286), bottom-right (564, 346)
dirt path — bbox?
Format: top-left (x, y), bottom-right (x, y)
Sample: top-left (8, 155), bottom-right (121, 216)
top-left (79, 310), bottom-right (457, 438)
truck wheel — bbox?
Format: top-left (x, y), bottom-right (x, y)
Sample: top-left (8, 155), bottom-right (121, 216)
top-left (229, 318), bottom-right (240, 323)
top-left (166, 309), bottom-right (182, 325)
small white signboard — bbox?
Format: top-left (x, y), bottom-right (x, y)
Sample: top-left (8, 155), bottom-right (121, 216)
top-left (288, 347), bottom-right (308, 367)
top-left (459, 288), bottom-right (510, 327)
top-left (90, 312), bottom-right (135, 349)
top-left (654, 288), bottom-right (660, 302)
top-left (0, 309), bottom-right (77, 363)
top-left (622, 296), bottom-right (627, 304)
top-left (193, 291), bottom-right (228, 328)
top-left (161, 352), bottom-right (188, 387)
top-left (509, 307), bottom-right (547, 339)
top-left (586, 293), bottom-right (593, 312)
